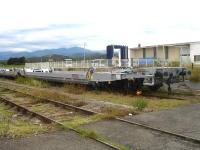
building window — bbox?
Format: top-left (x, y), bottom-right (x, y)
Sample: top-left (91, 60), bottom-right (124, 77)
top-left (165, 46), bottom-right (168, 59)
top-left (181, 54), bottom-right (190, 56)
top-left (143, 48), bottom-right (146, 58)
top-left (194, 55), bottom-right (200, 62)
top-left (153, 47), bottom-right (157, 58)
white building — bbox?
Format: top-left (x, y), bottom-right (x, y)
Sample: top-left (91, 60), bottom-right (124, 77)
top-left (129, 41), bottom-right (200, 65)
top-left (190, 42), bottom-right (200, 64)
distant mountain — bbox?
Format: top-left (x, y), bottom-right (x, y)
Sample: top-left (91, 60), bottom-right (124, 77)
top-left (26, 53), bottom-right (107, 63)
top-left (0, 47), bottom-right (105, 60)
top-left (26, 54), bottom-right (70, 63)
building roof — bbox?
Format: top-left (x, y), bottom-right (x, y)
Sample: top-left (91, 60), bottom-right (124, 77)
top-left (130, 41), bottom-right (200, 50)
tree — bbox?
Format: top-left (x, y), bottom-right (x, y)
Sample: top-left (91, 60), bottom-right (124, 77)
top-left (7, 57), bottom-right (25, 65)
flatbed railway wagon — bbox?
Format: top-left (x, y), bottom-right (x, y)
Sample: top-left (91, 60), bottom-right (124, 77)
top-left (0, 66), bottom-right (191, 94)
top-left (0, 44), bottom-right (191, 94)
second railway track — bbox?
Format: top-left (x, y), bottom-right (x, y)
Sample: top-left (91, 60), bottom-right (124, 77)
top-left (0, 80), bottom-right (196, 101)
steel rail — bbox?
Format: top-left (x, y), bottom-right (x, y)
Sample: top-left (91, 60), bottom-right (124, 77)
top-left (142, 94), bottom-right (187, 100)
top-left (1, 82), bottom-right (200, 145)
top-left (0, 84), bottom-right (97, 115)
top-left (0, 96), bottom-right (119, 150)
top-left (116, 118), bottom-right (200, 144)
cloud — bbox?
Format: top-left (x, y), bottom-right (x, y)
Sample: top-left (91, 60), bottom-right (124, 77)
top-left (1, 0), bottom-right (200, 52)
top-left (0, 23), bottom-right (94, 52)
top-left (13, 23), bottom-right (85, 34)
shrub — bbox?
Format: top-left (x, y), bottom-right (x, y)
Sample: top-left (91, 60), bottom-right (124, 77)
top-left (133, 99), bottom-right (148, 111)
top-left (190, 67), bottom-right (200, 82)
top-left (63, 84), bottom-right (87, 94)
top-left (79, 129), bottom-right (99, 139)
top-left (169, 61), bottom-right (180, 67)
top-left (0, 118), bottom-right (10, 137)
top-left (16, 77), bottom-right (49, 88)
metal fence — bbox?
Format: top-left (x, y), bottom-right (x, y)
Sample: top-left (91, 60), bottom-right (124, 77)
top-left (25, 58), bottom-right (171, 69)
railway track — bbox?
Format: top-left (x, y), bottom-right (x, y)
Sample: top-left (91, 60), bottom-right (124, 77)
top-left (142, 90), bottom-right (200, 101)
top-left (0, 81), bottom-right (200, 147)
top-left (0, 84), bottom-right (96, 115)
top-left (0, 80), bottom-right (196, 101)
top-left (142, 93), bottom-right (192, 100)
top-left (117, 118), bottom-right (200, 145)
top-left (0, 87), bottom-right (119, 150)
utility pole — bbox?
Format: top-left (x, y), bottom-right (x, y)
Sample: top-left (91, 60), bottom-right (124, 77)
top-left (84, 42), bottom-right (87, 66)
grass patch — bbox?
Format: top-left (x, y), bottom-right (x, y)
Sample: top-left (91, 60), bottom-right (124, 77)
top-left (14, 92), bottom-right (27, 98)
top-left (62, 123), bottom-right (130, 150)
top-left (0, 103), bottom-right (52, 138)
top-left (133, 98), bottom-right (148, 111)
top-left (80, 90), bottom-right (192, 111)
top-left (16, 76), bottom-right (49, 88)
top-left (62, 114), bottom-right (132, 149)
top-left (0, 64), bottom-right (25, 69)
top-left (30, 103), bottom-right (53, 112)
top-left (13, 77), bottom-right (192, 112)
top-left (7, 76), bottom-right (200, 113)
top-left (101, 107), bottom-right (135, 119)
top-left (6, 120), bottom-right (50, 138)
top-left (0, 104), bottom-right (13, 117)
top-left (190, 67), bottom-right (200, 82)
top-left (62, 117), bottom-right (100, 143)
top-left (0, 119), bottom-right (10, 137)
top-left (63, 84), bottom-right (89, 95)
top-left (76, 128), bottom-right (99, 139)
top-left (30, 89), bottom-right (80, 106)
top-left (62, 115), bottom-right (102, 128)
top-left (147, 99), bottom-right (191, 111)
top-left (75, 128), bottom-right (131, 150)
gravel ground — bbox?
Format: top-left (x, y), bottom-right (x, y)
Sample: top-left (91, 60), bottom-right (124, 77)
top-left (162, 81), bottom-right (200, 95)
top-left (82, 119), bottom-right (200, 150)
top-left (0, 131), bottom-right (114, 150)
top-left (124, 103), bottom-right (200, 139)
top-left (185, 81), bottom-right (200, 90)
top-left (0, 80), bottom-right (134, 113)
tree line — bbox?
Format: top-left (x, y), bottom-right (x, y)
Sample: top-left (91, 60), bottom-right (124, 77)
top-left (0, 53), bottom-right (107, 66)
top-left (7, 57), bottom-right (25, 65)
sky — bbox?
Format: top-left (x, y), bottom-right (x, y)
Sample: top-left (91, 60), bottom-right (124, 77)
top-left (0, 0), bottom-right (200, 52)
